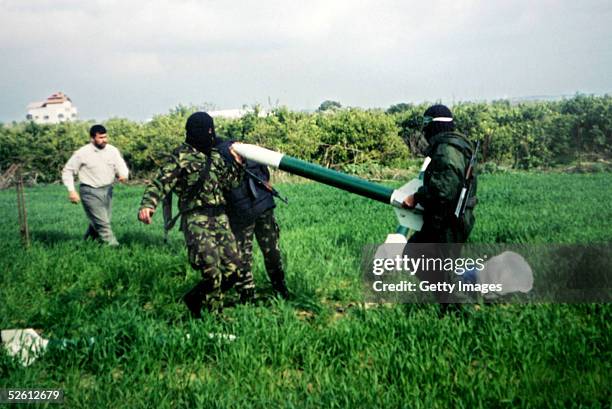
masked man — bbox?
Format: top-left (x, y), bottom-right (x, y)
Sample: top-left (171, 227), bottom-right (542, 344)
top-left (138, 112), bottom-right (245, 317)
top-left (402, 104), bottom-right (478, 305)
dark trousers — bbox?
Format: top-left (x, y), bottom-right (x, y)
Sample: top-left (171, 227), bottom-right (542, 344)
top-left (406, 220), bottom-right (468, 304)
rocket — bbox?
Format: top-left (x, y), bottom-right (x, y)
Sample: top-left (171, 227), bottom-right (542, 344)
top-left (232, 143), bottom-right (430, 238)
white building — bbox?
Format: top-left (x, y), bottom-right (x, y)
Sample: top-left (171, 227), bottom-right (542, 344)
top-left (26, 92), bottom-right (78, 124)
top-left (208, 108), bottom-right (268, 119)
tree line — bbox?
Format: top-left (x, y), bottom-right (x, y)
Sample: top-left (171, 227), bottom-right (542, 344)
top-left (0, 94), bottom-right (610, 183)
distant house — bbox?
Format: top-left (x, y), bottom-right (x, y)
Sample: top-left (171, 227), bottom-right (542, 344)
top-left (26, 92), bottom-right (78, 124)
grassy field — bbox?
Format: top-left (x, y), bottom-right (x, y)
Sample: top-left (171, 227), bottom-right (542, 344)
top-left (0, 173), bottom-right (611, 408)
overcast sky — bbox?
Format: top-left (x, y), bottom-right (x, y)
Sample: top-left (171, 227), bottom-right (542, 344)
top-left (1, 0), bottom-right (610, 121)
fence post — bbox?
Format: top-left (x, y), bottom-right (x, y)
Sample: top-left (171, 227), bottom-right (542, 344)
top-left (15, 166), bottom-right (30, 248)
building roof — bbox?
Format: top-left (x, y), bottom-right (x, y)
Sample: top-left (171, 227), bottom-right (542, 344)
top-left (209, 108), bottom-right (268, 119)
top-left (44, 92), bottom-right (72, 105)
top-left (27, 92), bottom-right (73, 109)
top-left (27, 101), bottom-right (45, 109)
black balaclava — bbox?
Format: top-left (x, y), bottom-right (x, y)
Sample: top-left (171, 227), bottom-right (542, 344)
top-left (185, 112), bottom-right (216, 155)
top-left (423, 104), bottom-right (454, 142)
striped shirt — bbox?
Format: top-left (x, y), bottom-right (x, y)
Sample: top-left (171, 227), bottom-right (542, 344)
top-left (62, 143), bottom-right (129, 191)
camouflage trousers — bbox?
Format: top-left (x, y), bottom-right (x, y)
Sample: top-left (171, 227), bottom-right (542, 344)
top-left (183, 213), bottom-right (242, 313)
top-left (230, 209), bottom-right (285, 293)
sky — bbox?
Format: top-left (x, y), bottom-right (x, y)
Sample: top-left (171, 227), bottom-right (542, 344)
top-left (0, 0), bottom-right (610, 122)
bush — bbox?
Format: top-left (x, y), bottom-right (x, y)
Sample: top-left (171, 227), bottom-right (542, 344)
top-left (1, 95), bottom-right (610, 181)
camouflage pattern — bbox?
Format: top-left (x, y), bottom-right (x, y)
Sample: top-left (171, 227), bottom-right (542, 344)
top-left (183, 214), bottom-right (243, 312)
top-left (140, 143), bottom-right (241, 211)
top-left (140, 143), bottom-right (243, 313)
top-left (231, 209), bottom-right (285, 294)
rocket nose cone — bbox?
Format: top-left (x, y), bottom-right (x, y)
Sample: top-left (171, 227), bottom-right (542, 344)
top-left (231, 143), bottom-right (283, 168)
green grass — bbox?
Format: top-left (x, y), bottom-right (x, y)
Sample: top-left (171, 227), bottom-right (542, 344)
top-left (0, 173), bottom-right (611, 408)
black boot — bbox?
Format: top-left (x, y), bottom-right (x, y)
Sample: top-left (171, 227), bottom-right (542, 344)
top-left (238, 288), bottom-right (255, 304)
top-left (183, 282), bottom-right (208, 319)
top-left (272, 281), bottom-right (291, 300)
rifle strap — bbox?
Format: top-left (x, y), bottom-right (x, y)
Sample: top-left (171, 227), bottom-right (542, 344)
top-left (164, 154), bottom-right (214, 233)
top-left (183, 154), bottom-right (213, 201)
top-left (162, 193), bottom-right (173, 242)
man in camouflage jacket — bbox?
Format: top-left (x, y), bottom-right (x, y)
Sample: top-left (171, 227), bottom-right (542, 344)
top-left (138, 112), bottom-right (245, 317)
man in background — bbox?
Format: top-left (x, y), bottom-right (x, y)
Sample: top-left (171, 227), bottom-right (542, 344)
top-left (62, 124), bottom-right (129, 246)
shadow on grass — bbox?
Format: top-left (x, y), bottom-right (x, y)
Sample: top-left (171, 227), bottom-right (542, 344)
top-left (29, 229), bottom-right (160, 247)
top-left (30, 229), bottom-right (80, 246)
top-left (118, 231), bottom-right (169, 248)
top-left (284, 276), bottom-right (322, 315)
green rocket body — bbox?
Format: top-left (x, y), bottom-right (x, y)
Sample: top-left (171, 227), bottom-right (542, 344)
top-left (232, 143), bottom-right (426, 233)
top-left (278, 156), bottom-right (394, 204)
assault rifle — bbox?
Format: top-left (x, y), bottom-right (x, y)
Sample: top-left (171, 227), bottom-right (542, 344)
top-left (454, 140), bottom-right (480, 219)
top-left (243, 166), bottom-right (288, 204)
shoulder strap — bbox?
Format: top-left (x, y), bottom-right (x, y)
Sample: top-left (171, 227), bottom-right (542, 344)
top-left (165, 154), bottom-right (213, 233)
top-left (184, 154), bottom-right (213, 201)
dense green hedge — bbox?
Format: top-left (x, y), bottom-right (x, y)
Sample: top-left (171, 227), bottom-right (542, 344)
top-left (1, 95), bottom-right (610, 182)
top-left (394, 95), bottom-right (612, 169)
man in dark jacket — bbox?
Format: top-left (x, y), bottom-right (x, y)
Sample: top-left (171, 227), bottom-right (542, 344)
top-left (402, 104), bottom-right (477, 305)
top-left (216, 139), bottom-right (290, 301)
top-left (403, 104), bottom-right (476, 241)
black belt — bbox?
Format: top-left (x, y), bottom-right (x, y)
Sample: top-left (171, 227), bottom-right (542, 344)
top-left (190, 205), bottom-right (226, 217)
top-left (166, 205), bottom-right (226, 231)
